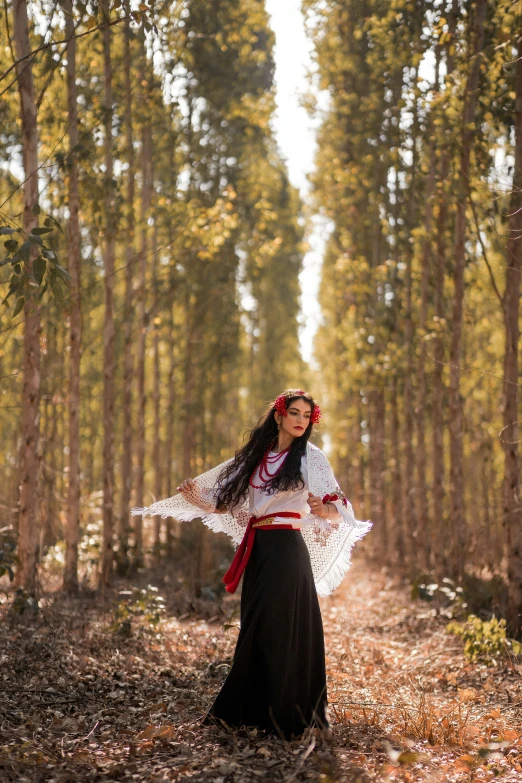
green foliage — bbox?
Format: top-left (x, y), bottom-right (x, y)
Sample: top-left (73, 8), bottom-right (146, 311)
top-left (0, 216), bottom-right (69, 315)
top-left (446, 614), bottom-right (522, 663)
top-left (0, 526), bottom-right (17, 582)
top-left (111, 585), bottom-right (166, 637)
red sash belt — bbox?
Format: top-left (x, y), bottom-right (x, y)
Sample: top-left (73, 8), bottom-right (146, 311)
top-left (222, 511), bottom-right (301, 594)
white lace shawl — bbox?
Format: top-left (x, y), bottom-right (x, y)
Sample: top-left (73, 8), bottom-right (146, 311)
top-left (131, 441), bottom-right (372, 597)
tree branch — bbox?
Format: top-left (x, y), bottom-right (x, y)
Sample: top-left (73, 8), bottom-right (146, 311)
top-left (0, 13), bottom-right (133, 83)
top-left (467, 187), bottom-right (504, 310)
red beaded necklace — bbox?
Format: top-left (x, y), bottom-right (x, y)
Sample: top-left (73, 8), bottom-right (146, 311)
top-left (249, 439), bottom-right (290, 489)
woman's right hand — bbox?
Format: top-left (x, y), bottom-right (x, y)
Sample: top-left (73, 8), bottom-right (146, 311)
top-left (176, 478), bottom-right (217, 513)
top-left (177, 478), bottom-right (195, 493)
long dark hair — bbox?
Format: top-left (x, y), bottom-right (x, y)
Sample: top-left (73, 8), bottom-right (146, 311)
top-left (214, 389), bottom-right (319, 511)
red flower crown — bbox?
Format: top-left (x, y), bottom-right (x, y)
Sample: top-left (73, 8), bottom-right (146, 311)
top-left (274, 390), bottom-right (321, 424)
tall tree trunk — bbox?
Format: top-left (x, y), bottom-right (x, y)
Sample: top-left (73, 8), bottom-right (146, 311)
top-left (85, 413), bottom-right (95, 498)
top-left (182, 306), bottom-right (197, 480)
top-left (432, 246), bottom-right (447, 576)
top-left (368, 384), bottom-right (381, 559)
top-left (134, 29), bottom-right (152, 566)
top-left (63, 0), bottom-right (82, 593)
top-left (503, 23), bottom-right (522, 635)
top-left (448, 0), bottom-right (487, 579)
top-left (416, 127), bottom-right (437, 572)
top-left (386, 166), bottom-right (403, 567)
top-left (433, 0), bottom-right (458, 577)
top-left (101, 0), bottom-right (116, 586)
top-left (347, 415), bottom-right (359, 499)
top-left (40, 391), bottom-right (57, 553)
top-left (402, 237), bottom-right (416, 568)
top-left (164, 119), bottom-right (178, 557)
top-left (391, 375), bottom-right (404, 565)
top-left (493, 444), bottom-right (503, 569)
top-left (181, 93), bottom-right (196, 482)
top-left (13, 0), bottom-right (41, 595)
top-left (403, 73), bottom-right (420, 570)
top-left (152, 218), bottom-right (162, 561)
top-left (118, 13), bottom-right (135, 575)
top-left (480, 441), bottom-right (492, 570)
top-left (356, 399), bottom-right (366, 519)
top-left (375, 387), bottom-right (387, 557)
top-left (165, 298), bottom-right (177, 556)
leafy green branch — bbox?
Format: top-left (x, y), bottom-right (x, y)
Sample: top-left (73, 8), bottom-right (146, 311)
top-left (1, 205), bottom-right (70, 315)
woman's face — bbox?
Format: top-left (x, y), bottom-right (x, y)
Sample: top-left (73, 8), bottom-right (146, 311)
top-left (275, 397), bottom-right (313, 439)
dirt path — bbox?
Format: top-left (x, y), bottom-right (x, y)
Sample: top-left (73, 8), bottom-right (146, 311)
top-left (1, 560), bottom-right (521, 782)
top-left (322, 563), bottom-right (522, 781)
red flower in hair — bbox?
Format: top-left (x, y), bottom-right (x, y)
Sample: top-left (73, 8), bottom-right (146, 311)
top-left (274, 394), bottom-right (289, 416)
top-left (310, 404), bottom-right (321, 424)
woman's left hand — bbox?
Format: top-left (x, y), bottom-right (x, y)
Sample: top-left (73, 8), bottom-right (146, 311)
top-left (308, 492), bottom-right (326, 517)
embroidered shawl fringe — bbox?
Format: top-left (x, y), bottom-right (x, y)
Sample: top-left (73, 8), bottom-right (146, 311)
top-left (308, 516), bottom-right (373, 597)
top-left (131, 502), bottom-right (247, 544)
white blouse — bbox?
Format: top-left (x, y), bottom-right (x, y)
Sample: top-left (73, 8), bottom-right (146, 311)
top-left (249, 450), bottom-right (341, 528)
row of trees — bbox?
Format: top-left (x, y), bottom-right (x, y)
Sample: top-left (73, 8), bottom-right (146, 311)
top-left (308, 0), bottom-right (522, 630)
top-left (1, 1), bottom-right (308, 594)
top-left (5, 0), bottom-right (520, 632)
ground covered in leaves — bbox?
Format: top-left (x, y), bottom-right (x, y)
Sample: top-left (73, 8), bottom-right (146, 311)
top-left (1, 559), bottom-right (521, 782)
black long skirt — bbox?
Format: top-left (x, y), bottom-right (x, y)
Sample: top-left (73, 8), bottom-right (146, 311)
top-left (203, 528), bottom-right (328, 740)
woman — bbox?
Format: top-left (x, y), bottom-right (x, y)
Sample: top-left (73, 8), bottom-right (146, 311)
top-left (131, 388), bottom-right (371, 740)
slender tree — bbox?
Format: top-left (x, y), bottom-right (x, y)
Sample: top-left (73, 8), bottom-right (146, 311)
top-left (448, 0), bottom-right (487, 578)
top-left (63, 0), bottom-right (82, 593)
top-left (432, 0), bottom-right (458, 576)
top-left (503, 18), bottom-right (522, 633)
top-left (101, 0), bottom-right (116, 585)
top-left (152, 218), bottom-right (162, 561)
top-left (134, 27), bottom-right (152, 568)
top-left (117, 11), bottom-right (136, 574)
top-left (13, 0), bottom-right (41, 595)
